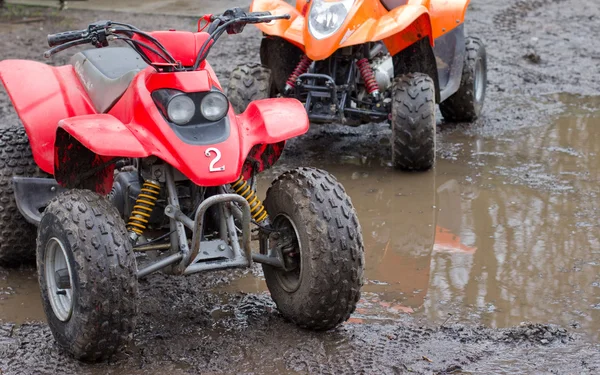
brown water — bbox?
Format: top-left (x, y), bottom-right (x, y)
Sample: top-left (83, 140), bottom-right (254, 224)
top-left (1, 95), bottom-right (599, 341)
top-left (0, 268), bottom-right (45, 323)
top-left (220, 94), bottom-right (600, 338)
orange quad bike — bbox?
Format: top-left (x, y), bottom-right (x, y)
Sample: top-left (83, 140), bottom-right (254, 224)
top-left (227, 0), bottom-right (487, 170)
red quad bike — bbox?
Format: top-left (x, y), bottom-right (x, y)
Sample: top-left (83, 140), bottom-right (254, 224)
top-left (0, 9), bottom-right (364, 361)
top-left (228, 0), bottom-right (488, 171)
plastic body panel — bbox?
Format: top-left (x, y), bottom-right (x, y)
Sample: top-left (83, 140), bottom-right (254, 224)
top-left (0, 31), bottom-right (309, 188)
top-left (251, 0), bottom-right (471, 61)
top-left (0, 60), bottom-right (96, 174)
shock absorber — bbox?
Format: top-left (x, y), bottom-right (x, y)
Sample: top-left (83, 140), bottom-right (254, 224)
top-left (284, 55), bottom-right (313, 94)
top-left (231, 176), bottom-right (268, 223)
top-left (127, 180), bottom-right (161, 241)
top-left (356, 58), bottom-right (380, 97)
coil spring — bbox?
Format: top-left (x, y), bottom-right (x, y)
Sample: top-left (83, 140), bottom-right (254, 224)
top-left (127, 180), bottom-right (161, 235)
top-left (231, 176), bottom-right (268, 223)
top-left (357, 58), bottom-right (380, 95)
top-left (285, 55), bottom-right (313, 90)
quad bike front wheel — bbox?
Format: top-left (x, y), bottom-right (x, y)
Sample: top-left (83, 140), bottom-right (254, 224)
top-left (262, 167), bottom-right (364, 330)
top-left (391, 73), bottom-right (436, 171)
top-left (0, 124), bottom-right (48, 266)
top-left (37, 189), bottom-right (138, 362)
top-left (227, 63), bottom-right (273, 114)
top-left (439, 36), bottom-right (488, 122)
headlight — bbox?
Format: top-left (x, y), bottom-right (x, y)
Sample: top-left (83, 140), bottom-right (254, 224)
top-left (167, 95), bottom-right (195, 125)
top-left (200, 92), bottom-right (229, 122)
top-left (308, 0), bottom-right (355, 40)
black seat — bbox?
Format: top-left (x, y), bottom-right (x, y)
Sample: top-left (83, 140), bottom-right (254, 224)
top-left (381, 0), bottom-right (409, 11)
top-left (71, 47), bottom-right (148, 113)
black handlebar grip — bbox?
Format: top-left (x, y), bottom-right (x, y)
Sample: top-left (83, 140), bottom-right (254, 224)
top-left (249, 11), bottom-right (272, 17)
top-left (47, 30), bottom-right (87, 47)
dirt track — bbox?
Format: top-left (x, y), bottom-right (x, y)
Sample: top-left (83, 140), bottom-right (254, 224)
top-left (1, 0), bottom-right (600, 374)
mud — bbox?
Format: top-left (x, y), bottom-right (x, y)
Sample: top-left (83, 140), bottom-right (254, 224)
top-left (1, 0), bottom-right (600, 374)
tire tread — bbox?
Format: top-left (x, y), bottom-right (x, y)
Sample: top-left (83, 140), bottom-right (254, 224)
top-left (227, 63), bottom-right (272, 114)
top-left (264, 167), bottom-right (364, 331)
top-left (439, 36), bottom-right (487, 122)
top-left (37, 189), bottom-right (137, 362)
top-left (391, 73), bottom-right (436, 171)
top-left (0, 125), bottom-right (46, 266)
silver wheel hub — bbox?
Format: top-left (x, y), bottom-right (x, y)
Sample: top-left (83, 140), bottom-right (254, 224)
top-left (273, 214), bottom-right (303, 293)
top-left (45, 237), bottom-right (74, 322)
top-left (474, 58), bottom-right (484, 103)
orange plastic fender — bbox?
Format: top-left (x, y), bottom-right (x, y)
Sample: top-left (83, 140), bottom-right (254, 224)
top-left (295, 0), bottom-right (309, 13)
top-left (250, 0), bottom-right (306, 50)
top-left (251, 0), bottom-right (471, 61)
top-left (341, 4), bottom-right (434, 59)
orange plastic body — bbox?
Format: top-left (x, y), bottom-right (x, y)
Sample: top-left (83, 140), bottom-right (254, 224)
top-left (251, 0), bottom-right (470, 61)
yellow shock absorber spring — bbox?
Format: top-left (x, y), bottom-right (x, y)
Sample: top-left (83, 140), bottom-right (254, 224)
top-left (231, 176), bottom-right (268, 223)
top-left (127, 180), bottom-right (161, 236)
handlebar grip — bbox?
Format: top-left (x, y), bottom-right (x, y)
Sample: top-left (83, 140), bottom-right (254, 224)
top-left (248, 11), bottom-right (272, 17)
top-left (44, 38), bottom-right (90, 58)
top-left (47, 30), bottom-right (87, 47)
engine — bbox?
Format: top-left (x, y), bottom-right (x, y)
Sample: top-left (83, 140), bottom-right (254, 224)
top-left (108, 168), bottom-right (199, 232)
top-left (108, 170), bottom-right (143, 219)
top-left (371, 54), bottom-right (394, 93)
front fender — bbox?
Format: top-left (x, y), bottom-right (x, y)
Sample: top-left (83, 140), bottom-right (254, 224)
top-left (362, 6), bottom-right (434, 57)
top-left (238, 98), bottom-right (309, 158)
top-left (0, 60), bottom-right (96, 174)
top-left (55, 115), bottom-right (149, 194)
top-left (58, 114), bottom-right (149, 158)
top-left (251, 0), bottom-right (306, 50)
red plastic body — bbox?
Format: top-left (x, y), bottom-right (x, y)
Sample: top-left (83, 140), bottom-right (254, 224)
top-left (0, 31), bottom-right (309, 189)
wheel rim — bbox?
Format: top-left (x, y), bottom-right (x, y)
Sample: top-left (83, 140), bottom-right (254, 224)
top-left (45, 237), bottom-right (74, 322)
top-left (474, 58), bottom-right (485, 103)
top-left (272, 214), bottom-right (303, 293)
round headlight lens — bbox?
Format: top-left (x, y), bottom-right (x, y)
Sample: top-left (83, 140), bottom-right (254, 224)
top-left (167, 95), bottom-right (195, 125)
top-left (308, 0), bottom-right (355, 40)
top-left (201, 92), bottom-right (229, 122)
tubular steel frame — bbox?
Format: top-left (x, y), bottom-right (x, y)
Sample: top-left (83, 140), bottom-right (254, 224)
top-left (136, 165), bottom-right (283, 278)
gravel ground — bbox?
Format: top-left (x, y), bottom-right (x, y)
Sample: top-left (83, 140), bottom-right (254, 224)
top-left (1, 0), bottom-right (600, 374)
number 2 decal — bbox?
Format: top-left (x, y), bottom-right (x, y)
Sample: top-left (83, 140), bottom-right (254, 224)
top-left (205, 148), bottom-right (225, 172)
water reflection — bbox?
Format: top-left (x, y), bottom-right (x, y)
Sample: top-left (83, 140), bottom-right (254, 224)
top-left (225, 97), bottom-right (600, 338)
top-left (425, 103), bottom-right (600, 338)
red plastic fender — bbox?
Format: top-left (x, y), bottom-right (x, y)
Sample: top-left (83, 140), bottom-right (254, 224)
top-left (0, 60), bottom-right (96, 174)
top-left (57, 114), bottom-right (149, 158)
top-left (238, 98), bottom-right (309, 157)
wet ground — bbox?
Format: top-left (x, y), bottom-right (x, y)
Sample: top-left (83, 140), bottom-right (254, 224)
top-left (1, 0), bottom-right (600, 374)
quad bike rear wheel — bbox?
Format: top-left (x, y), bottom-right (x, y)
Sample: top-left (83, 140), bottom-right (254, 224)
top-left (37, 189), bottom-right (137, 362)
top-left (439, 36), bottom-right (487, 122)
top-left (391, 73), bottom-right (436, 171)
top-left (262, 167), bottom-right (364, 330)
top-left (227, 63), bottom-right (273, 114)
top-left (0, 125), bottom-right (48, 267)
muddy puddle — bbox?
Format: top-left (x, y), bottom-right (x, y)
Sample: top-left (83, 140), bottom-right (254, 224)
top-left (217, 94), bottom-right (600, 339)
top-left (1, 94), bottom-right (599, 344)
top-left (0, 268), bottom-right (44, 324)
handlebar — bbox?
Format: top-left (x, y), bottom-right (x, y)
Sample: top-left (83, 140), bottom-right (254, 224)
top-left (47, 29), bottom-right (88, 47)
top-left (247, 11), bottom-right (272, 18)
top-left (44, 38), bottom-right (90, 58)
top-left (43, 8), bottom-right (291, 71)
top-left (210, 10), bottom-right (276, 22)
